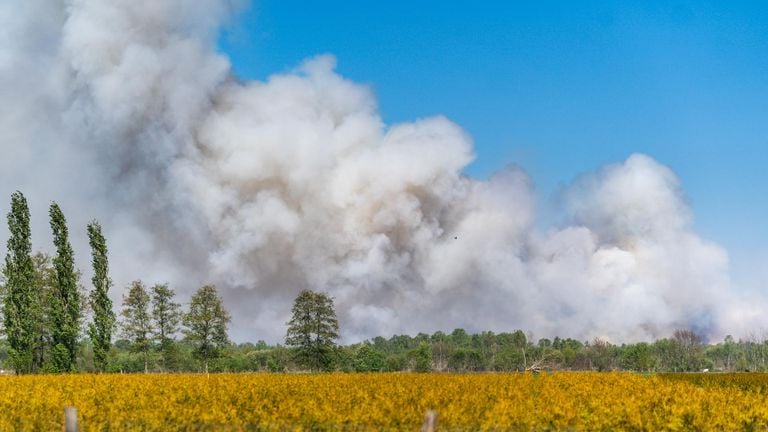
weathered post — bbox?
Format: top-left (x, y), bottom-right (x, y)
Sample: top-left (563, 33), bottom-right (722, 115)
top-left (64, 406), bottom-right (78, 432)
top-left (420, 410), bottom-right (437, 432)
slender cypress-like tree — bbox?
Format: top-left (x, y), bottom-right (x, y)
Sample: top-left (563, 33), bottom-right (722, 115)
top-left (120, 280), bottom-right (153, 373)
top-left (49, 202), bottom-right (81, 372)
top-left (182, 285), bottom-right (230, 373)
top-left (151, 283), bottom-right (181, 370)
top-left (3, 192), bottom-right (37, 373)
top-left (87, 221), bottom-right (114, 372)
top-left (30, 252), bottom-right (55, 372)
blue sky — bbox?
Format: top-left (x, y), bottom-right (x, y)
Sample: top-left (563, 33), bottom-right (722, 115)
top-left (219, 1), bottom-right (768, 285)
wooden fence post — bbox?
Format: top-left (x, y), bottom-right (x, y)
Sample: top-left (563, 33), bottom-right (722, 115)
top-left (64, 406), bottom-right (78, 432)
top-left (420, 410), bottom-right (437, 432)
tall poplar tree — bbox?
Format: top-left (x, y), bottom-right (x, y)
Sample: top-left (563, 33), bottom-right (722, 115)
top-left (87, 221), bottom-right (114, 372)
top-left (3, 192), bottom-right (37, 373)
top-left (182, 285), bottom-right (230, 373)
top-left (49, 202), bottom-right (81, 372)
top-left (120, 280), bottom-right (153, 373)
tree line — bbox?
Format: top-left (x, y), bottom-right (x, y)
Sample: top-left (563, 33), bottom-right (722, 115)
top-left (0, 191), bottom-right (340, 374)
top-left (0, 192), bottom-right (235, 373)
top-left (175, 328), bottom-right (768, 374)
top-left (3, 191), bottom-right (767, 374)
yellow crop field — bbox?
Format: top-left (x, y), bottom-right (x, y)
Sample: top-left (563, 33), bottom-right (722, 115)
top-left (2, 372), bottom-right (768, 430)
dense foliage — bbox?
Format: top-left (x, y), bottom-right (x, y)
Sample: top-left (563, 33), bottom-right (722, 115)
top-left (0, 326), bottom-right (746, 374)
top-left (285, 289), bottom-right (339, 371)
top-left (3, 191), bottom-right (38, 373)
top-left (86, 221), bottom-right (114, 372)
top-left (48, 202), bottom-right (81, 372)
top-left (182, 285), bottom-right (230, 373)
top-left (2, 373), bottom-right (768, 430)
top-left (150, 283), bottom-right (181, 370)
top-left (119, 281), bottom-right (152, 372)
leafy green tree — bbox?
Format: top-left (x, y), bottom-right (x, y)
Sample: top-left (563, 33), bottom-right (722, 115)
top-left (448, 348), bottom-right (484, 372)
top-left (384, 354), bottom-right (407, 372)
top-left (450, 328), bottom-right (470, 347)
top-left (587, 337), bottom-right (615, 371)
top-left (3, 192), bottom-right (38, 373)
top-left (183, 285), bottom-right (231, 373)
top-left (431, 331), bottom-right (451, 371)
top-left (390, 334), bottom-right (415, 351)
top-left (335, 346), bottom-right (355, 372)
top-left (620, 342), bottom-right (657, 372)
top-left (49, 203), bottom-right (81, 372)
top-left (151, 283), bottom-right (182, 370)
top-left (671, 329), bottom-right (705, 372)
top-left (120, 280), bottom-right (153, 372)
top-left (353, 343), bottom-right (386, 372)
top-left (266, 354), bottom-right (284, 372)
top-left (492, 346), bottom-right (525, 371)
top-left (285, 290), bottom-right (339, 371)
top-left (721, 335), bottom-right (737, 371)
top-left (87, 221), bottom-right (115, 372)
top-left (652, 338), bottom-right (676, 372)
top-left (411, 342), bottom-right (432, 373)
top-left (511, 330), bottom-right (528, 368)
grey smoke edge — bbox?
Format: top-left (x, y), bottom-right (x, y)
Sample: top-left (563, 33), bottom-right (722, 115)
top-left (0, 0), bottom-right (763, 344)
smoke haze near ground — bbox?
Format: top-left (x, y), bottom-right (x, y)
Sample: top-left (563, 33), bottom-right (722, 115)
top-left (0, 0), bottom-right (763, 343)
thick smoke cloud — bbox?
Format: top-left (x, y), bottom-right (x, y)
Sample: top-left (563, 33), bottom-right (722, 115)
top-left (0, 0), bottom-right (762, 343)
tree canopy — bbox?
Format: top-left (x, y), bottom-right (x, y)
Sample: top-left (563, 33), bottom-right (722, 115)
top-left (285, 289), bottom-right (339, 371)
top-left (87, 221), bottom-right (115, 372)
top-left (3, 192), bottom-right (38, 373)
top-left (49, 202), bottom-right (81, 372)
top-left (120, 280), bottom-right (153, 372)
top-left (183, 285), bottom-right (230, 373)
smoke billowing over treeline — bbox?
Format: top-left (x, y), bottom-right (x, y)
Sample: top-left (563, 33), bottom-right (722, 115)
top-left (0, 0), bottom-right (764, 343)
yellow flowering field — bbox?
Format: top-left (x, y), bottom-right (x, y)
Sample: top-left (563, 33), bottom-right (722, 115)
top-left (2, 372), bottom-right (768, 430)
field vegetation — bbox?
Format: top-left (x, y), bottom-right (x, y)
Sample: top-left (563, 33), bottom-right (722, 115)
top-left (3, 372), bottom-right (768, 431)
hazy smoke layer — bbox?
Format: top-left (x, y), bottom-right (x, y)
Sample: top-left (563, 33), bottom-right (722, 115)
top-left (0, 0), bottom-right (761, 343)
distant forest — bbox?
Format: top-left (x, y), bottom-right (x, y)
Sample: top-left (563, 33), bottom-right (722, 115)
top-left (0, 325), bottom-right (758, 374)
top-left (107, 328), bottom-right (768, 374)
top-left (0, 191), bottom-right (763, 374)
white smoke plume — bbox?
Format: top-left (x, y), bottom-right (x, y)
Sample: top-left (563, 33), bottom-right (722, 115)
top-left (0, 0), bottom-right (762, 343)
